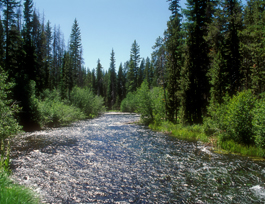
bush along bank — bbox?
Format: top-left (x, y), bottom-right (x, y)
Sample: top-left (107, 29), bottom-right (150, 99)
top-left (38, 87), bottom-right (106, 128)
top-left (204, 90), bottom-right (265, 158)
top-left (0, 69), bottom-right (39, 203)
top-left (121, 82), bottom-right (265, 158)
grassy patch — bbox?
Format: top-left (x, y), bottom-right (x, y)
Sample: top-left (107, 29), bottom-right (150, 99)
top-left (149, 121), bottom-right (265, 159)
top-left (217, 140), bottom-right (265, 158)
top-left (149, 121), bottom-right (209, 143)
top-left (0, 170), bottom-right (40, 204)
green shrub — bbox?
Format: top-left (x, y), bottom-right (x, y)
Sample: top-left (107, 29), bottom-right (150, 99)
top-left (136, 81), bottom-right (166, 124)
top-left (150, 87), bottom-right (166, 125)
top-left (70, 86), bottom-right (105, 117)
top-left (121, 81), bottom-right (166, 125)
top-left (38, 89), bottom-right (86, 127)
top-left (120, 92), bottom-right (138, 112)
top-left (136, 81), bottom-right (154, 124)
top-left (0, 70), bottom-right (22, 139)
top-left (0, 68), bottom-right (22, 172)
top-left (252, 94), bottom-right (265, 149)
top-left (208, 90), bottom-right (255, 145)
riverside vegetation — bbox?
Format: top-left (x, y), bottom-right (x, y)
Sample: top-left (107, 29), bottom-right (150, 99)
top-left (121, 81), bottom-right (265, 158)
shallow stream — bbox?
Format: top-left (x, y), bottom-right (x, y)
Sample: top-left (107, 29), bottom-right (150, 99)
top-left (10, 113), bottom-right (265, 203)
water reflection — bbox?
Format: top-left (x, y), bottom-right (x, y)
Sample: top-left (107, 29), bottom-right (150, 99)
top-left (10, 114), bottom-right (265, 203)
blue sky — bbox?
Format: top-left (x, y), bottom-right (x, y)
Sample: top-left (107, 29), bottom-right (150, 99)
top-left (33, 0), bottom-right (246, 71)
top-left (33, 0), bottom-right (181, 71)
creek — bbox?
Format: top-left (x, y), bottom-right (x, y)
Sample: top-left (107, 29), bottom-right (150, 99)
top-left (10, 113), bottom-right (265, 203)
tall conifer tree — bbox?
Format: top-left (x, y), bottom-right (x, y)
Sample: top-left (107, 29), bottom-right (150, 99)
top-left (138, 58), bottom-right (145, 87)
top-left (182, 0), bottom-right (212, 124)
top-left (61, 51), bottom-right (71, 99)
top-left (91, 68), bottom-right (96, 95)
top-left (69, 18), bottom-right (82, 88)
top-left (205, 0), bottom-right (227, 108)
top-left (107, 49), bottom-right (117, 109)
top-left (117, 63), bottom-right (126, 104)
top-left (165, 0), bottom-right (183, 122)
top-left (96, 59), bottom-right (103, 96)
top-left (240, 0), bottom-right (265, 94)
top-left (223, 0), bottom-right (243, 96)
top-left (2, 0), bottom-right (19, 75)
top-left (45, 20), bottom-right (52, 89)
top-left (128, 40), bottom-right (140, 89)
top-left (152, 36), bottom-right (166, 87)
top-left (0, 18), bottom-right (5, 68)
top-left (22, 0), bottom-right (37, 86)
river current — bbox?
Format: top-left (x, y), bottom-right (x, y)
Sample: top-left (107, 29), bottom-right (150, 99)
top-left (10, 113), bottom-right (265, 203)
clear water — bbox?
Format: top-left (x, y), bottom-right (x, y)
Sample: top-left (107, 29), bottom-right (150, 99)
top-left (10, 114), bottom-right (265, 203)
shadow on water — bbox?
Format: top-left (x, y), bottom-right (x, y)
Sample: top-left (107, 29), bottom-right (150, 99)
top-left (9, 114), bottom-right (265, 203)
top-left (10, 134), bottom-right (78, 158)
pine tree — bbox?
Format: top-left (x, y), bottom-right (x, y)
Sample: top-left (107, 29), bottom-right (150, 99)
top-left (102, 70), bottom-right (109, 105)
top-left (50, 24), bottom-right (58, 89)
top-left (165, 8), bottom-right (183, 122)
top-left (0, 18), bottom-right (5, 68)
top-left (96, 59), bottom-right (103, 96)
top-left (23, 9), bottom-right (39, 91)
top-left (45, 20), bottom-right (52, 89)
top-left (61, 51), bottom-right (71, 99)
top-left (138, 58), bottom-right (145, 87)
top-left (128, 40), bottom-right (140, 90)
top-left (205, 0), bottom-right (227, 108)
top-left (2, 0), bottom-right (19, 76)
top-left (35, 16), bottom-right (47, 93)
top-left (127, 58), bottom-right (137, 93)
top-left (223, 0), bottom-right (243, 96)
top-left (167, 0), bottom-right (182, 20)
top-left (23, 0), bottom-right (33, 38)
top-left (144, 57), bottom-right (151, 86)
top-left (50, 25), bottom-right (64, 89)
top-left (151, 36), bottom-right (166, 87)
top-left (182, 0), bottom-right (213, 124)
top-left (91, 68), bottom-right (96, 95)
top-left (107, 49), bottom-right (117, 109)
top-left (69, 18), bottom-right (82, 88)
top-left (240, 0), bottom-right (265, 94)
top-left (117, 63), bottom-right (125, 105)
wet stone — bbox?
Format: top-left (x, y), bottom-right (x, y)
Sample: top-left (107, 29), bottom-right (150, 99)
top-left (9, 113), bottom-right (265, 203)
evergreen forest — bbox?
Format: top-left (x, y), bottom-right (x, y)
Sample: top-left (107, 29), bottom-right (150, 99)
top-left (1, 0), bottom-right (265, 169)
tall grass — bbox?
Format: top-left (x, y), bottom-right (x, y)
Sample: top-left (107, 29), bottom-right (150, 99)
top-left (0, 170), bottom-right (40, 204)
top-left (218, 140), bottom-right (265, 158)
